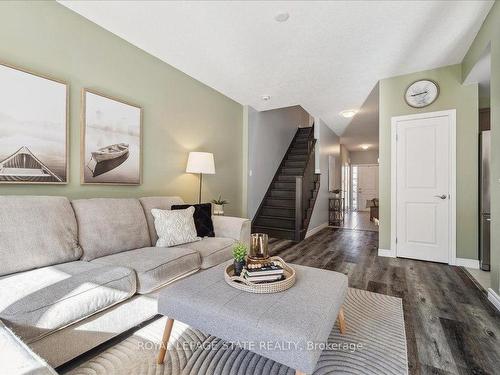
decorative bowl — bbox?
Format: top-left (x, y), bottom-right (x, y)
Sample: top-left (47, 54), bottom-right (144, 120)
top-left (224, 256), bottom-right (296, 294)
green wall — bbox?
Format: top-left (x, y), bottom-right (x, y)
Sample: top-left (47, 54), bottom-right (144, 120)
top-left (0, 1), bottom-right (244, 216)
top-left (379, 64), bottom-right (478, 260)
top-left (479, 96), bottom-right (491, 109)
top-left (463, 1), bottom-right (500, 294)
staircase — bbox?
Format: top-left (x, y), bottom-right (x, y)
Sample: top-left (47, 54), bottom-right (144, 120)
top-left (252, 126), bottom-right (320, 241)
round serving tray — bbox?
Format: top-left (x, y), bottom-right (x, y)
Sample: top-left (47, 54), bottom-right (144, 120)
top-left (224, 256), bottom-right (296, 294)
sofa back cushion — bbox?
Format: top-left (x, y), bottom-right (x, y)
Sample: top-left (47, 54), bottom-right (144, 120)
top-left (139, 196), bottom-right (185, 244)
top-left (72, 198), bottom-right (151, 260)
top-left (0, 196), bottom-right (82, 276)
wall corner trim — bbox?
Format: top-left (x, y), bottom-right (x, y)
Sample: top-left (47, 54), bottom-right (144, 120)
top-left (378, 248), bottom-right (396, 258)
top-left (455, 258), bottom-right (480, 269)
top-left (305, 222), bottom-right (329, 238)
top-left (487, 288), bottom-right (500, 312)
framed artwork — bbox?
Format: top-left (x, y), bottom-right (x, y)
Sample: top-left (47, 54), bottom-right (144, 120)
top-left (0, 62), bottom-right (68, 184)
top-left (81, 89), bottom-right (142, 185)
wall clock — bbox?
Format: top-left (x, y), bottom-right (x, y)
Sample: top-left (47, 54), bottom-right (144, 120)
top-left (404, 79), bottom-right (439, 108)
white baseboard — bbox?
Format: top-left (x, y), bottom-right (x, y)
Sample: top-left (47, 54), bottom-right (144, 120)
top-left (306, 222), bottom-right (328, 238)
top-left (455, 258), bottom-right (480, 269)
top-left (487, 288), bottom-right (500, 312)
top-left (378, 248), bottom-right (396, 258)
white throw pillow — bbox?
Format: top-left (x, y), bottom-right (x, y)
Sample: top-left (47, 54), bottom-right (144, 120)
top-left (151, 206), bottom-right (200, 247)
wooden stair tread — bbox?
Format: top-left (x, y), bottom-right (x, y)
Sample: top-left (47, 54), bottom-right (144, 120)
top-left (257, 215), bottom-right (295, 221)
top-left (262, 204), bottom-right (295, 211)
top-left (252, 225), bottom-right (295, 232)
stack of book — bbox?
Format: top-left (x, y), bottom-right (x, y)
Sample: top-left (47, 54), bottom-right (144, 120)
top-left (242, 263), bottom-right (284, 283)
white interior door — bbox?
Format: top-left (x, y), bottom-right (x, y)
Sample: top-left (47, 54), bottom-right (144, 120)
top-left (393, 111), bottom-right (455, 263)
top-left (357, 165), bottom-right (378, 211)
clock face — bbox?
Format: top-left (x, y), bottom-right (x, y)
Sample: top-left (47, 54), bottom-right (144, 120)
top-left (405, 80), bottom-right (439, 108)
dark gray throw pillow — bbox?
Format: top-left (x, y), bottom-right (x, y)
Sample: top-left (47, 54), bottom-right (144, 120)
top-left (171, 203), bottom-right (215, 238)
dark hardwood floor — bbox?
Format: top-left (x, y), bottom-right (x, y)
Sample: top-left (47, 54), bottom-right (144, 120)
top-left (269, 227), bottom-right (500, 375)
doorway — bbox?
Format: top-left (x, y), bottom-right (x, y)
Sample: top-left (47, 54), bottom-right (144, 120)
top-left (463, 43), bottom-right (491, 289)
top-left (352, 164), bottom-right (379, 211)
top-left (391, 110), bottom-right (456, 264)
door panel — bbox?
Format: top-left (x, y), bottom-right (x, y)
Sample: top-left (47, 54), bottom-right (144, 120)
top-left (405, 126), bottom-right (437, 188)
top-left (405, 203), bottom-right (437, 244)
top-left (396, 114), bottom-right (450, 263)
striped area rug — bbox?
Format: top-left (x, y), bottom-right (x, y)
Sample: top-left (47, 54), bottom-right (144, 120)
top-left (67, 288), bottom-right (408, 375)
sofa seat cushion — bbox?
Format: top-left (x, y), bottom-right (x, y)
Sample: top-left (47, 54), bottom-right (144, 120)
top-left (72, 198), bottom-right (151, 261)
top-left (92, 247), bottom-right (201, 294)
top-left (0, 261), bottom-right (136, 343)
top-left (178, 237), bottom-right (235, 269)
top-left (0, 196), bottom-right (82, 276)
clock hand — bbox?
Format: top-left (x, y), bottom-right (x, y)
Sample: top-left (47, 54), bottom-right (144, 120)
top-left (411, 91), bottom-right (428, 97)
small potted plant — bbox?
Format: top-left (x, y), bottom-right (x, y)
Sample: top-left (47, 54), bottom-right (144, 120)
top-left (211, 195), bottom-right (228, 215)
top-left (232, 242), bottom-right (247, 276)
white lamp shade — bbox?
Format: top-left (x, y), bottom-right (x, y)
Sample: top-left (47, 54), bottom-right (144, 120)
top-left (186, 152), bottom-right (215, 174)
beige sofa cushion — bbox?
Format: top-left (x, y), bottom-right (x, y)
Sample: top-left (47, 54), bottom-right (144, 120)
top-left (72, 198), bottom-right (151, 261)
top-left (139, 196), bottom-right (185, 244)
top-left (0, 196), bottom-right (82, 276)
top-left (0, 261), bottom-right (136, 343)
top-left (179, 237), bottom-right (235, 269)
top-left (92, 247), bottom-right (200, 294)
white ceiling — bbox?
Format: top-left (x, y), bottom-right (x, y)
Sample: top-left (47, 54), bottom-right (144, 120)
top-left (341, 83), bottom-right (379, 152)
top-left (59, 1), bottom-right (493, 135)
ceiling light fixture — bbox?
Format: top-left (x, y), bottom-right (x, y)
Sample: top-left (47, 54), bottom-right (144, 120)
top-left (275, 12), bottom-right (290, 22)
top-left (340, 109), bottom-right (358, 118)
top-left (361, 145), bottom-right (369, 150)
top-left (261, 95), bottom-right (271, 101)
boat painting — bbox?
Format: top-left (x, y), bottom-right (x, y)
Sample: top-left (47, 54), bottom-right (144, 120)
top-left (0, 62), bottom-right (68, 184)
top-left (0, 146), bottom-right (63, 183)
top-left (87, 143), bottom-right (130, 177)
top-left (82, 89), bottom-right (141, 185)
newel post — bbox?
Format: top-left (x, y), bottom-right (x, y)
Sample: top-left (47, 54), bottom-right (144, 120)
top-left (295, 176), bottom-right (303, 241)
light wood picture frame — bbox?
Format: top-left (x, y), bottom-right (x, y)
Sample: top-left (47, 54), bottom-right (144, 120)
top-left (81, 89), bottom-right (143, 185)
top-left (0, 61), bottom-right (69, 184)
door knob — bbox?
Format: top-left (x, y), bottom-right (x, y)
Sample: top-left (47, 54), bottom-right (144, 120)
top-left (434, 194), bottom-right (447, 200)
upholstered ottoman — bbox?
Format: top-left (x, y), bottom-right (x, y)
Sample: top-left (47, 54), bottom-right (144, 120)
top-left (157, 262), bottom-right (348, 375)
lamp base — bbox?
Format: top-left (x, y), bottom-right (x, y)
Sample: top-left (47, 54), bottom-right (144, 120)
top-left (198, 173), bottom-right (202, 204)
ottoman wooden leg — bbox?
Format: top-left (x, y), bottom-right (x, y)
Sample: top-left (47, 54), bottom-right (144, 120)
top-left (157, 318), bottom-right (175, 364)
top-left (296, 371), bottom-right (306, 375)
top-left (337, 306), bottom-right (346, 334)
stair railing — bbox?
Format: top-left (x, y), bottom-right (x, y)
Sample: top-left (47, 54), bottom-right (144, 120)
top-left (294, 127), bottom-right (317, 241)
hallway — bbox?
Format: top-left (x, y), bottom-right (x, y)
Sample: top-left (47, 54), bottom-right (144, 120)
top-left (332, 211), bottom-right (378, 232)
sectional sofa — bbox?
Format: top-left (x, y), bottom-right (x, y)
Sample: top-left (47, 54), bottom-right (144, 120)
top-left (0, 195), bottom-right (250, 371)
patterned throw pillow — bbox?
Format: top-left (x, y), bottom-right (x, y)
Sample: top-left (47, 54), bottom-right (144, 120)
top-left (151, 206), bottom-right (200, 247)
top-left (171, 203), bottom-right (215, 237)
